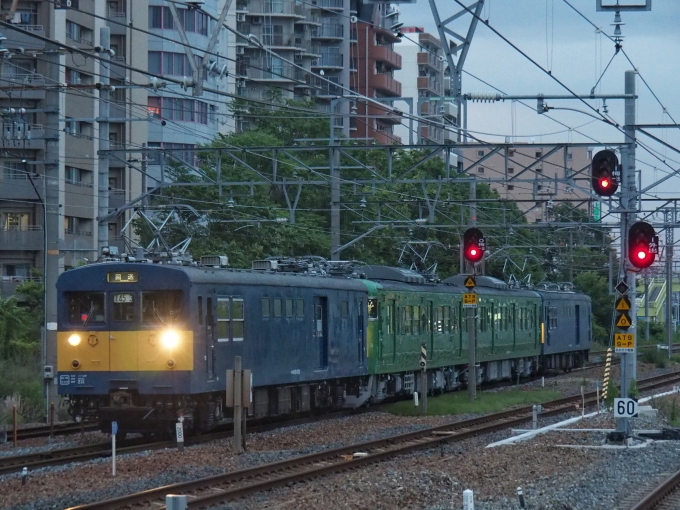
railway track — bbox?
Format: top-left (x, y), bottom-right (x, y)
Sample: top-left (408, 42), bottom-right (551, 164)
top-left (8, 422), bottom-right (99, 441)
top-left (630, 469), bottom-right (680, 510)
top-left (65, 370), bottom-right (680, 510)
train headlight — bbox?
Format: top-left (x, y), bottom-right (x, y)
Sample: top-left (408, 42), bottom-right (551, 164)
top-left (160, 329), bottom-right (180, 349)
top-left (68, 334), bottom-right (82, 346)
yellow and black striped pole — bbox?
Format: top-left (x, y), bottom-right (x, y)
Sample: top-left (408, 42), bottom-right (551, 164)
top-left (602, 348), bottom-right (613, 401)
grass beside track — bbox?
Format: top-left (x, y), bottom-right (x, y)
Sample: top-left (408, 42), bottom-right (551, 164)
top-left (385, 388), bottom-right (562, 416)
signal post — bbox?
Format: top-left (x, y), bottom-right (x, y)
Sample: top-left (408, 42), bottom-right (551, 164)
top-left (462, 228), bottom-right (485, 401)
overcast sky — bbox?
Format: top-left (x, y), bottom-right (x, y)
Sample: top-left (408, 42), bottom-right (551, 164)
top-left (398, 0), bottom-right (680, 213)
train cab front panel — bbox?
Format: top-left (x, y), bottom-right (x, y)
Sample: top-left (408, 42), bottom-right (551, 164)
top-left (56, 264), bottom-right (195, 429)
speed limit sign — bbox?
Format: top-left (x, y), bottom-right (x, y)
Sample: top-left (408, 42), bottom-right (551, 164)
top-left (614, 398), bottom-right (639, 418)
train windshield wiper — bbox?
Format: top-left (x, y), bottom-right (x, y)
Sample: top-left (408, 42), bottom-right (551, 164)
top-left (153, 302), bottom-right (166, 324)
top-left (82, 302), bottom-right (95, 327)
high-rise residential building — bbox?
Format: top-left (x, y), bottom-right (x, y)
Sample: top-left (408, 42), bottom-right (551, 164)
top-left (394, 26), bottom-right (457, 145)
top-left (0, 0), bottom-right (147, 296)
top-left (348, 1), bottom-right (402, 144)
top-left (146, 0), bottom-right (231, 189)
top-left (461, 145), bottom-right (593, 223)
top-left (232, 0), bottom-right (351, 133)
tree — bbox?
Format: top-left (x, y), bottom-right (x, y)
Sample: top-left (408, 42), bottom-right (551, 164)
top-left (574, 271), bottom-right (615, 345)
top-left (0, 297), bottom-right (30, 359)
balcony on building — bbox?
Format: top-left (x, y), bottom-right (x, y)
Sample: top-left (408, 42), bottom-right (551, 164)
top-left (417, 51), bottom-right (443, 72)
top-left (247, 0), bottom-right (305, 18)
top-left (311, 24), bottom-right (343, 40)
top-left (350, 25), bottom-right (358, 42)
top-left (310, 0), bottom-right (344, 11)
top-left (372, 73), bottom-right (401, 97)
top-left (0, 123), bottom-right (45, 150)
top-left (296, 39), bottom-right (320, 56)
top-left (372, 45), bottom-right (402, 70)
top-left (248, 64), bottom-right (296, 82)
top-left (109, 186), bottom-right (126, 210)
top-left (0, 225), bottom-right (43, 251)
top-left (311, 53), bottom-right (343, 70)
top-left (109, 56), bottom-right (127, 80)
top-left (307, 76), bottom-right (342, 97)
top-left (2, 22), bottom-right (45, 52)
top-left (0, 168), bottom-right (43, 201)
top-left (417, 76), bottom-right (442, 96)
top-left (106, 5), bottom-right (127, 35)
top-left (374, 7), bottom-right (401, 43)
top-left (0, 73), bottom-right (45, 100)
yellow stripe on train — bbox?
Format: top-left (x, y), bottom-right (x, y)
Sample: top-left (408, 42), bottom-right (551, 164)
top-left (57, 329), bottom-right (193, 371)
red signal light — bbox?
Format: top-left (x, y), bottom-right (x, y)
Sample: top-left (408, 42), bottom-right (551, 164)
top-left (637, 250), bottom-right (647, 261)
top-left (463, 227), bottom-right (485, 264)
top-left (600, 178), bottom-right (610, 189)
top-left (469, 248), bottom-right (477, 257)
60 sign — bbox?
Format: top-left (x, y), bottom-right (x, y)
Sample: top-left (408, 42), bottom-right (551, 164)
top-left (613, 398), bottom-right (639, 418)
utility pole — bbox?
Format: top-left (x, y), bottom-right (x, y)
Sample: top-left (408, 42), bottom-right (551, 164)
top-left (98, 27), bottom-right (110, 253)
top-left (44, 37), bottom-right (61, 415)
top-left (330, 102), bottom-right (340, 260)
top-left (468, 178), bottom-right (477, 401)
top-left (666, 208), bottom-right (674, 359)
top-left (644, 273), bottom-right (650, 344)
top-left (618, 70), bottom-right (637, 435)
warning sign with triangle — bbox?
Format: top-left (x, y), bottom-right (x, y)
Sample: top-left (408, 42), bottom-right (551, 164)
top-left (616, 312), bottom-right (632, 330)
top-left (615, 296), bottom-right (631, 312)
top-left (464, 276), bottom-right (476, 289)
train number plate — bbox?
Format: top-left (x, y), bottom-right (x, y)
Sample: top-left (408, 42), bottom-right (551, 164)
top-left (462, 293), bottom-right (478, 308)
top-left (614, 333), bottom-right (635, 353)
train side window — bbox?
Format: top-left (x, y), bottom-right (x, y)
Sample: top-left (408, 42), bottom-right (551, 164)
top-left (341, 300), bottom-right (348, 318)
top-left (274, 298), bottom-right (282, 318)
top-left (198, 296), bottom-right (203, 325)
top-left (217, 298), bottom-right (229, 342)
top-left (434, 306), bottom-right (442, 333)
top-left (297, 298), bottom-right (304, 317)
top-left (448, 306), bottom-right (455, 332)
top-left (262, 297), bottom-right (270, 318)
top-left (386, 303), bottom-right (393, 335)
top-left (232, 299), bottom-right (244, 341)
top-left (112, 293), bottom-right (135, 322)
top-left (549, 306), bottom-right (558, 329)
top-left (67, 292), bottom-right (106, 325)
top-left (286, 298), bottom-right (294, 318)
top-left (405, 306), bottom-right (413, 335)
top-left (368, 298), bottom-right (378, 320)
top-left (421, 306), bottom-right (429, 333)
top-left (413, 305), bottom-right (420, 335)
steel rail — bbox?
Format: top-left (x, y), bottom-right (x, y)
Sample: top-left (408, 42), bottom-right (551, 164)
top-left (630, 469), bottom-right (680, 510)
top-left (67, 371), bottom-right (680, 510)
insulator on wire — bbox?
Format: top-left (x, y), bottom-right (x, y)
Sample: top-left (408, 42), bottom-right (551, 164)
top-left (466, 92), bottom-right (501, 103)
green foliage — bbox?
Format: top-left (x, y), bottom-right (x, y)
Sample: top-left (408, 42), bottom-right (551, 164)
top-left (637, 321), bottom-right (665, 346)
top-left (604, 377), bottom-right (619, 409)
top-left (0, 356), bottom-right (44, 424)
top-left (628, 379), bottom-right (639, 400)
top-left (574, 271), bottom-right (614, 346)
top-left (643, 347), bottom-right (668, 368)
top-left (385, 389), bottom-right (561, 416)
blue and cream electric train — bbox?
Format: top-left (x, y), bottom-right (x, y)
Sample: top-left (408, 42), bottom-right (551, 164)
top-left (56, 256), bottom-right (591, 436)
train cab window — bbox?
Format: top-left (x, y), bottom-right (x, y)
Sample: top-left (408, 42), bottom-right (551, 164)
top-left (262, 297), bottom-right (270, 318)
top-left (286, 298), bottom-right (294, 318)
top-left (274, 298), bottom-right (282, 318)
top-left (368, 298), bottom-right (378, 320)
top-left (141, 291), bottom-right (183, 325)
top-left (112, 293), bottom-right (135, 322)
top-left (341, 300), bottom-right (348, 318)
top-left (67, 292), bottom-right (105, 325)
top-left (297, 298), bottom-right (304, 317)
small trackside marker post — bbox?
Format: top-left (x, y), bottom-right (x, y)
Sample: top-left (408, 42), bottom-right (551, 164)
top-left (166, 494), bottom-right (188, 510)
top-left (21, 467), bottom-right (27, 486)
top-left (414, 391), bottom-right (419, 407)
top-left (463, 489), bottom-right (474, 510)
top-left (111, 421), bottom-right (117, 477)
top-left (517, 487), bottom-right (525, 508)
top-left (176, 417), bottom-right (184, 452)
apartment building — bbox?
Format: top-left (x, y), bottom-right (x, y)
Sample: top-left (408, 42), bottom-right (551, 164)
top-left (461, 145), bottom-right (593, 223)
top-left (394, 26), bottom-right (457, 145)
top-left (146, 0), bottom-right (230, 186)
top-left (348, 1), bottom-right (402, 144)
top-left (233, 0), bottom-right (351, 132)
top-left (0, 0), bottom-right (147, 296)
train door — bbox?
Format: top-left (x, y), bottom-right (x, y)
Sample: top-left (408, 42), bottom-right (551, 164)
top-left (206, 296), bottom-right (215, 380)
top-left (314, 296), bottom-right (328, 370)
top-left (382, 299), bottom-right (396, 365)
top-left (511, 302), bottom-right (517, 349)
top-left (426, 300), bottom-right (434, 363)
top-left (575, 304), bottom-right (581, 345)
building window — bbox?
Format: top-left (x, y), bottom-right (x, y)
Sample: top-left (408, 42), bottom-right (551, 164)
top-left (5, 213), bottom-right (29, 231)
top-left (508, 167), bottom-right (514, 174)
top-left (477, 150), bottom-right (484, 157)
top-left (508, 149), bottom-right (515, 156)
top-left (507, 185), bottom-right (514, 191)
top-left (149, 96), bottom-right (208, 124)
top-left (477, 166), bottom-right (484, 174)
top-left (567, 153), bottom-right (573, 160)
top-left (65, 21), bottom-right (91, 44)
top-left (535, 150), bottom-right (542, 158)
top-left (64, 216), bottom-right (76, 234)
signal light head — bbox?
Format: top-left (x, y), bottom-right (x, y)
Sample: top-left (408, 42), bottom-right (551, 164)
top-left (628, 221), bottom-right (657, 269)
top-left (591, 149), bottom-right (619, 197)
top-left (463, 227), bottom-right (485, 264)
